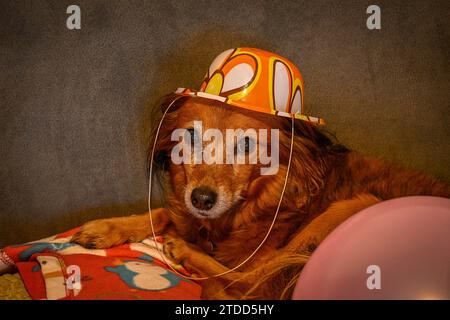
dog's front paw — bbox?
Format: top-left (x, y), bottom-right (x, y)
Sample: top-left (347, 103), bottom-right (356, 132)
top-left (72, 218), bottom-right (129, 249)
top-left (163, 236), bottom-right (192, 265)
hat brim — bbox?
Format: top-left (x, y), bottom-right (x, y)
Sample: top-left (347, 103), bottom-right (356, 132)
top-left (174, 88), bottom-right (325, 125)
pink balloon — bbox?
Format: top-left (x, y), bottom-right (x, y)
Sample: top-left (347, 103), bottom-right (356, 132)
top-left (292, 196), bottom-right (450, 300)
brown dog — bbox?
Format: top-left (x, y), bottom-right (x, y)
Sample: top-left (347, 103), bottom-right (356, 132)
top-left (72, 95), bottom-right (450, 299)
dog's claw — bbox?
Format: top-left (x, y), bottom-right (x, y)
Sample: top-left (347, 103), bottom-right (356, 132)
top-left (163, 236), bottom-right (189, 265)
top-left (307, 243), bottom-right (317, 252)
top-left (70, 219), bottom-right (125, 249)
top-left (85, 241), bottom-right (96, 249)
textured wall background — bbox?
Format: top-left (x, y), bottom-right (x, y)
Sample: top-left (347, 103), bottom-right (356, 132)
top-left (0, 0), bottom-right (449, 246)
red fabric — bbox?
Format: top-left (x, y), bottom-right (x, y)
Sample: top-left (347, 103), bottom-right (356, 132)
top-left (1, 228), bottom-right (201, 300)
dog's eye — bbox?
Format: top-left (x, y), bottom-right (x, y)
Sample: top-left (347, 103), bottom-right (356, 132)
top-left (236, 136), bottom-right (255, 154)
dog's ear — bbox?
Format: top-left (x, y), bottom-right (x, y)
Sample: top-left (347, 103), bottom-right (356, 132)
top-left (292, 119), bottom-right (349, 154)
top-left (158, 93), bottom-right (188, 114)
top-left (148, 94), bottom-right (186, 173)
top-left (154, 150), bottom-right (170, 171)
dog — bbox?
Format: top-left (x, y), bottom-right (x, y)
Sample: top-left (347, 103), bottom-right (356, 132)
top-left (72, 95), bottom-right (450, 299)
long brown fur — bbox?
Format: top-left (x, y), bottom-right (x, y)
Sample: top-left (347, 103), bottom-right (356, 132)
top-left (72, 95), bottom-right (450, 299)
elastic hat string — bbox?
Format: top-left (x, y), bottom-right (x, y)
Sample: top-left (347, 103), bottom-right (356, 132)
top-left (147, 96), bottom-right (295, 280)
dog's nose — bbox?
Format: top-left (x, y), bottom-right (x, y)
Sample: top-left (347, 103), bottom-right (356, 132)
top-left (191, 187), bottom-right (217, 211)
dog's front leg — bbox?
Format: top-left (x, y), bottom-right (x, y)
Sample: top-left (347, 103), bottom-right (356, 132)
top-left (71, 208), bottom-right (170, 249)
top-left (163, 235), bottom-right (232, 277)
top-left (285, 193), bottom-right (381, 253)
top-left (163, 235), bottom-right (244, 299)
top-left (238, 194), bottom-right (382, 300)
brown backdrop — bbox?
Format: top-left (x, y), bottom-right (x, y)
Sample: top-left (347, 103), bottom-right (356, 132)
top-left (1, 0), bottom-right (449, 246)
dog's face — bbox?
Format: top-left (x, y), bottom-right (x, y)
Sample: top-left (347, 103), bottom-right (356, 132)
top-left (154, 96), bottom-right (334, 225)
top-left (157, 98), bottom-right (288, 220)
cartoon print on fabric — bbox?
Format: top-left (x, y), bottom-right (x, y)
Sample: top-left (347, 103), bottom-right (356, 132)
top-left (18, 243), bottom-right (77, 261)
top-left (137, 254), bottom-right (154, 262)
top-left (105, 260), bottom-right (181, 291)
